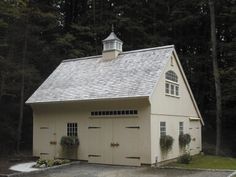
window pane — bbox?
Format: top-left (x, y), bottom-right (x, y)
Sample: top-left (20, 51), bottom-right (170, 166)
top-left (176, 86), bottom-right (179, 96)
top-left (67, 123), bottom-right (78, 137)
top-left (165, 70), bottom-right (178, 82)
top-left (160, 122), bottom-right (166, 136)
top-left (160, 122), bottom-right (166, 126)
top-left (165, 83), bottom-right (169, 94)
top-left (179, 122), bottom-right (184, 134)
top-left (171, 84), bottom-right (174, 94)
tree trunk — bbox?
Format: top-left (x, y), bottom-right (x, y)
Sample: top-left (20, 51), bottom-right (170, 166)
top-left (16, 17), bottom-right (28, 154)
top-left (0, 73), bottom-right (5, 102)
top-left (209, 0), bottom-right (222, 155)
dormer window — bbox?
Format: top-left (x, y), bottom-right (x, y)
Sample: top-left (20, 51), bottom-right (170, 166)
top-left (165, 70), bottom-right (179, 97)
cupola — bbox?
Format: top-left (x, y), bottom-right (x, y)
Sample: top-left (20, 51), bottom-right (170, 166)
top-left (102, 27), bottom-right (123, 61)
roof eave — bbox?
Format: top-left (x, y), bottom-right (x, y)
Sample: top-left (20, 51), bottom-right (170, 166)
top-left (26, 95), bottom-right (150, 105)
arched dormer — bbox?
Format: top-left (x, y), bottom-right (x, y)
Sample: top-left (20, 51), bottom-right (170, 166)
top-left (165, 70), bottom-right (179, 96)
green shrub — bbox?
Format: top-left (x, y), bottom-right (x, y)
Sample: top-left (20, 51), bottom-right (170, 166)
top-left (178, 153), bottom-right (192, 164)
top-left (60, 136), bottom-right (79, 147)
top-left (179, 133), bottom-right (191, 149)
top-left (160, 135), bottom-right (174, 153)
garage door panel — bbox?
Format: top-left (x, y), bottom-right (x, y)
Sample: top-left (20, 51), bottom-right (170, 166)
top-left (112, 118), bottom-right (140, 166)
top-left (88, 118), bottom-right (112, 164)
top-left (88, 117), bottom-right (140, 166)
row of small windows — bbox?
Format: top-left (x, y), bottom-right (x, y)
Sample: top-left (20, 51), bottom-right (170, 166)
top-left (91, 110), bottom-right (138, 117)
top-left (160, 121), bottom-right (184, 136)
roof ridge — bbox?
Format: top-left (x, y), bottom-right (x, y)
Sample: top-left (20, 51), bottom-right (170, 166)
top-left (62, 55), bottom-right (102, 63)
top-left (62, 45), bottom-right (174, 63)
top-left (120, 45), bottom-right (174, 55)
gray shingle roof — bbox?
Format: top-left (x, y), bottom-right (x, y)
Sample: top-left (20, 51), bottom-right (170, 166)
top-left (26, 45), bottom-right (174, 104)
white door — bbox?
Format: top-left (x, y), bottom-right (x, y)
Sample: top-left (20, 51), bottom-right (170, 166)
top-left (112, 118), bottom-right (140, 166)
top-left (189, 121), bottom-right (201, 155)
top-left (37, 121), bottom-right (56, 159)
top-left (88, 118), bottom-right (140, 166)
top-left (87, 118), bottom-right (113, 164)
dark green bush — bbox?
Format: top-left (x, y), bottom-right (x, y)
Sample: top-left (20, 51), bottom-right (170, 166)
top-left (179, 133), bottom-right (191, 149)
top-left (160, 135), bottom-right (174, 152)
top-left (178, 153), bottom-right (192, 164)
top-left (60, 136), bottom-right (79, 147)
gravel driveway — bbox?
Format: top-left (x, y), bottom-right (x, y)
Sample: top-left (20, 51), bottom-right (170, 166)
top-left (19, 162), bottom-right (233, 177)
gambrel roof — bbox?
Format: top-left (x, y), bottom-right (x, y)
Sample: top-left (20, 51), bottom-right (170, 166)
top-left (26, 45), bottom-right (174, 104)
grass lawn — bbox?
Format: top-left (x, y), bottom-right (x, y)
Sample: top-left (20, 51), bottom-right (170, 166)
top-left (169, 155), bottom-right (236, 170)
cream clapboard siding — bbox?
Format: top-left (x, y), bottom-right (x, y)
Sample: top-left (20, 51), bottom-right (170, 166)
top-left (149, 54), bottom-right (202, 164)
top-left (32, 98), bottom-right (151, 164)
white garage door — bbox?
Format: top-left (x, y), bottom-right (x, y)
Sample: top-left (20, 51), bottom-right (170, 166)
top-left (88, 118), bottom-right (140, 166)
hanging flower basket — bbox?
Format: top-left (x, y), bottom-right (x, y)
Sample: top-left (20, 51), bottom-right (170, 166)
top-left (160, 135), bottom-right (174, 153)
top-left (60, 136), bottom-right (79, 159)
top-left (179, 133), bottom-right (191, 149)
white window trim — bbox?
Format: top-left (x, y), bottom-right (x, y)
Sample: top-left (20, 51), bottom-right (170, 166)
top-left (160, 122), bottom-right (166, 136)
top-left (165, 70), bottom-right (179, 97)
top-left (67, 122), bottom-right (78, 137)
top-left (165, 81), bottom-right (180, 98)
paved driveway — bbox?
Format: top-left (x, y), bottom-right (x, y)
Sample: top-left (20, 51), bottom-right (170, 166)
top-left (20, 163), bottom-right (233, 177)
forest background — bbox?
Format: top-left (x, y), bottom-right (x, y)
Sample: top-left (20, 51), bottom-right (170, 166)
top-left (0, 0), bottom-right (235, 157)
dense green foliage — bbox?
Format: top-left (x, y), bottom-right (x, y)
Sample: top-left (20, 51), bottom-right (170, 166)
top-left (179, 133), bottom-right (191, 149)
top-left (160, 135), bottom-right (174, 153)
top-left (178, 153), bottom-right (192, 164)
top-left (0, 0), bottom-right (235, 156)
top-left (60, 136), bottom-right (80, 147)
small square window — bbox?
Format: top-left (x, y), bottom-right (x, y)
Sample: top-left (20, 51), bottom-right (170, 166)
top-left (134, 110), bottom-right (138, 114)
top-left (67, 123), bottom-right (78, 137)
